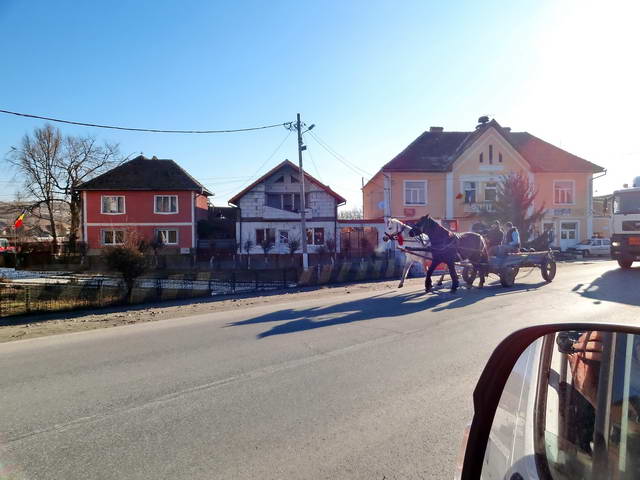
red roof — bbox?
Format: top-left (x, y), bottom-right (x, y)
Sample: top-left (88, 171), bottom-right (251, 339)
top-left (229, 160), bottom-right (346, 205)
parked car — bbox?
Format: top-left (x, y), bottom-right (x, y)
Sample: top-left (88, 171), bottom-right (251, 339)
top-left (456, 323), bottom-right (640, 480)
top-left (570, 237), bottom-right (611, 257)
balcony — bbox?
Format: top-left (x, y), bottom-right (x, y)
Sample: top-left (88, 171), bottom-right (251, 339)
top-left (463, 201), bottom-right (496, 214)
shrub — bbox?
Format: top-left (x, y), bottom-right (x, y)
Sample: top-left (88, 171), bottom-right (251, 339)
top-left (102, 246), bottom-right (147, 300)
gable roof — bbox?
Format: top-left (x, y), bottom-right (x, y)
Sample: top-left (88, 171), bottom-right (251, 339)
top-left (380, 119), bottom-right (604, 175)
top-left (228, 159), bottom-right (346, 206)
top-left (76, 155), bottom-right (212, 195)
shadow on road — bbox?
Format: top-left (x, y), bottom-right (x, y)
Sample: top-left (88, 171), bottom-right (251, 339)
top-left (574, 266), bottom-right (640, 307)
top-left (228, 280), bottom-right (548, 338)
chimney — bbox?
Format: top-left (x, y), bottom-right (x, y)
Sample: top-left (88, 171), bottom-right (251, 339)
top-left (151, 156), bottom-right (158, 160)
top-left (429, 126), bottom-right (444, 133)
top-left (503, 127), bottom-right (511, 132)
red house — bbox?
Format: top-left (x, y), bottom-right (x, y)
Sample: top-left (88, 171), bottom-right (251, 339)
top-left (76, 155), bottom-right (211, 254)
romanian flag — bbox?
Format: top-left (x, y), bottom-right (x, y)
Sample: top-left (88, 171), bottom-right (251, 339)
top-left (14, 212), bottom-right (25, 229)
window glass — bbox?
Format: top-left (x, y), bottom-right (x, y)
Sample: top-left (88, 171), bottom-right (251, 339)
top-left (102, 229), bottom-right (124, 245)
top-left (102, 196), bottom-right (124, 213)
top-left (314, 227), bottom-right (325, 245)
top-left (464, 182), bottom-right (476, 204)
top-left (405, 181), bottom-right (426, 205)
top-left (279, 230), bottom-right (289, 244)
top-left (614, 193), bottom-right (640, 214)
top-left (555, 181), bottom-right (574, 205)
top-left (537, 332), bottom-right (640, 480)
top-left (484, 182), bottom-right (497, 202)
top-left (156, 195), bottom-right (178, 213)
top-left (157, 229), bottom-right (178, 244)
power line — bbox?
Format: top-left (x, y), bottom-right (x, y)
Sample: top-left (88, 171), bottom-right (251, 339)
top-left (0, 108), bottom-right (287, 134)
top-left (306, 145), bottom-right (323, 183)
top-left (215, 130), bottom-right (293, 200)
top-left (308, 131), bottom-right (372, 178)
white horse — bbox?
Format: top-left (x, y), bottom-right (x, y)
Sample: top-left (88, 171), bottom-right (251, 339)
top-left (383, 218), bottom-right (445, 288)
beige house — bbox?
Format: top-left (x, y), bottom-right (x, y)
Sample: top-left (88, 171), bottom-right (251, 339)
top-left (363, 118), bottom-right (605, 250)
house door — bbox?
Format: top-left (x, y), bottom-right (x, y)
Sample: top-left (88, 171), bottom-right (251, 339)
top-left (560, 222), bottom-right (578, 251)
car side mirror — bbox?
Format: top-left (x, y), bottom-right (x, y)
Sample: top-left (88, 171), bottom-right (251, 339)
top-left (457, 323), bottom-right (640, 480)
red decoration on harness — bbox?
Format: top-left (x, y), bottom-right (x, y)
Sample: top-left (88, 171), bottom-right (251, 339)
top-left (396, 234), bottom-right (404, 245)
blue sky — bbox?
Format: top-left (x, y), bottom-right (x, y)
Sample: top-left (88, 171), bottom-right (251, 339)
top-left (1, 0), bottom-right (639, 208)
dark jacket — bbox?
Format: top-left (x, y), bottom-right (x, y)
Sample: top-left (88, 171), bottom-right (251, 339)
top-left (486, 227), bottom-right (504, 247)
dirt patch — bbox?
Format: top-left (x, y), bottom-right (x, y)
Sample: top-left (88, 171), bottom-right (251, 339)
top-left (0, 278), bottom-right (415, 343)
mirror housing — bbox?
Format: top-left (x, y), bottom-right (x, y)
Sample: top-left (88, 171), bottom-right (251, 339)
top-left (459, 322), bottom-right (640, 480)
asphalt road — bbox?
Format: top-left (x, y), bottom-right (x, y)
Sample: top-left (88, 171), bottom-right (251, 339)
top-left (1, 260), bottom-right (638, 480)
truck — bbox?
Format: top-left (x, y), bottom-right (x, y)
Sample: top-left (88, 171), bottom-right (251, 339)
top-left (610, 176), bottom-right (640, 268)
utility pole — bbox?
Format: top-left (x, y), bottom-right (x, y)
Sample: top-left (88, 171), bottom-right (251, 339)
top-left (296, 113), bottom-right (309, 270)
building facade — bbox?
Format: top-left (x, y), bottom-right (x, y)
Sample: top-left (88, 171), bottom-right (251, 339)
top-left (363, 119), bottom-right (605, 250)
top-left (229, 160), bottom-right (346, 256)
top-left (76, 156), bottom-right (210, 254)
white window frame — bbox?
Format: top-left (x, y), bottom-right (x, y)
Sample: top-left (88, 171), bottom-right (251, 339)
top-left (101, 229), bottom-right (125, 246)
top-left (553, 180), bottom-right (575, 206)
top-left (403, 180), bottom-right (427, 206)
top-left (484, 182), bottom-right (497, 203)
top-left (155, 228), bottom-right (179, 245)
top-left (154, 195), bottom-right (179, 214)
top-left (101, 195), bottom-right (126, 215)
top-left (278, 230), bottom-right (289, 244)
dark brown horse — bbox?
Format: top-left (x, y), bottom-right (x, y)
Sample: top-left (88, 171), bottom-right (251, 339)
top-left (412, 215), bottom-right (489, 293)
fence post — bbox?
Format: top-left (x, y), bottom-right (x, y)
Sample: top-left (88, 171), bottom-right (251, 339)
top-left (25, 287), bottom-right (31, 313)
top-left (282, 269), bottom-right (287, 289)
top-left (254, 270), bottom-right (259, 291)
top-left (231, 271), bottom-right (236, 294)
top-left (97, 279), bottom-right (103, 307)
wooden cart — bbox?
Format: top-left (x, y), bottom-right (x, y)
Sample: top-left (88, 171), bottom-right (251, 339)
top-left (461, 250), bottom-right (557, 288)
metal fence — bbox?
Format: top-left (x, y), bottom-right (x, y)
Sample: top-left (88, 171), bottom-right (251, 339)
top-left (0, 269), bottom-right (298, 318)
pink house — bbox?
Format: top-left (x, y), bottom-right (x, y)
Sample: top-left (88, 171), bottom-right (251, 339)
top-left (76, 155), bottom-right (211, 254)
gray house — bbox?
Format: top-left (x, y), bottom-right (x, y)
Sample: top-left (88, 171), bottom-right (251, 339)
top-left (228, 160), bottom-right (346, 256)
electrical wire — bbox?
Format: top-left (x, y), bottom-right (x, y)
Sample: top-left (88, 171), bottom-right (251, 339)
top-left (308, 131), bottom-right (372, 177)
top-left (215, 130), bottom-right (293, 200)
top-left (306, 145), bottom-right (323, 183)
top-left (0, 108), bottom-right (287, 134)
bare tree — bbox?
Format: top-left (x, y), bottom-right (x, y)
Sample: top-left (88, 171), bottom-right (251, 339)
top-left (338, 206), bottom-right (363, 220)
top-left (7, 124), bottom-right (121, 250)
top-left (7, 125), bottom-right (62, 250)
top-left (56, 135), bottom-right (121, 247)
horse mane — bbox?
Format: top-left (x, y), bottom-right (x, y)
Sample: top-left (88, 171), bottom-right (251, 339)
top-left (420, 216), bottom-right (456, 245)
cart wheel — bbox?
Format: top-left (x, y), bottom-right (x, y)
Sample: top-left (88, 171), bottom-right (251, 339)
top-left (541, 256), bottom-right (556, 282)
top-left (500, 267), bottom-right (517, 287)
top-left (462, 265), bottom-right (477, 286)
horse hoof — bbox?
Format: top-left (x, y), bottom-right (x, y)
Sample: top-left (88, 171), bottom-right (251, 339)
top-left (437, 281), bottom-right (443, 287)
top-left (450, 288), bottom-right (458, 294)
top-left (398, 284), bottom-right (404, 288)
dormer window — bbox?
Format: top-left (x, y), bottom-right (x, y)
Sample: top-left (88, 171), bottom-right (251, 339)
top-left (499, 153), bottom-right (503, 163)
top-left (479, 152), bottom-right (484, 163)
top-left (489, 145), bottom-right (493, 164)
